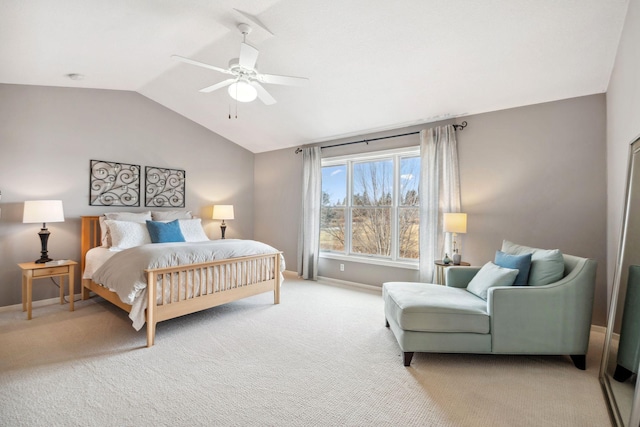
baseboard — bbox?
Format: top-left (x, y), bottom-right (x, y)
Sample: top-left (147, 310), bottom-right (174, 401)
top-left (283, 270), bottom-right (298, 279)
top-left (0, 296), bottom-right (77, 313)
top-left (317, 276), bottom-right (382, 294)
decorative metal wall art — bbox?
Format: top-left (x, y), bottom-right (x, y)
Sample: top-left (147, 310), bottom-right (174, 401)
top-left (89, 160), bottom-right (141, 206)
top-left (145, 166), bottom-right (186, 208)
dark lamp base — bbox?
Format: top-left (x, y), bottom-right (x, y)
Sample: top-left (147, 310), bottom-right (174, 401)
top-left (36, 227), bottom-right (52, 264)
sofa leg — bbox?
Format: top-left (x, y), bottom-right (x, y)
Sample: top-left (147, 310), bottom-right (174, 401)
top-left (385, 319), bottom-right (390, 327)
top-left (403, 352), bottom-right (414, 367)
top-left (613, 365), bottom-right (633, 382)
top-left (570, 354), bottom-right (586, 370)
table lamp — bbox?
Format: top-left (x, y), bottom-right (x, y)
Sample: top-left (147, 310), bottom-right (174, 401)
top-left (23, 200), bottom-right (65, 263)
top-left (212, 204), bottom-right (234, 239)
top-left (443, 213), bottom-right (467, 265)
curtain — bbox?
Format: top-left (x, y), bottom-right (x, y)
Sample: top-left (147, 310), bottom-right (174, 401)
top-left (297, 146), bottom-right (322, 280)
top-left (419, 125), bottom-right (461, 282)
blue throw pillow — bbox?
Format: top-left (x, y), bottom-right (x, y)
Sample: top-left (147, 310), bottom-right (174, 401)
top-left (494, 250), bottom-right (532, 285)
top-left (146, 219), bottom-right (186, 243)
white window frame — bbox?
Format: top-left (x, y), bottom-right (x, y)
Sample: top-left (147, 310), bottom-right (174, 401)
top-left (320, 146), bottom-right (420, 269)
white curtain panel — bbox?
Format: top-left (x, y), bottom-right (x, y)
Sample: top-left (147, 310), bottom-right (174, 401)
top-left (297, 146), bottom-right (322, 280)
top-left (419, 125), bottom-right (461, 282)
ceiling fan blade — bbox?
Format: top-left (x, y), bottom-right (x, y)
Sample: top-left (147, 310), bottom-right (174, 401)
top-left (258, 73), bottom-right (309, 87)
top-left (239, 42), bottom-right (259, 69)
top-left (251, 81), bottom-right (276, 105)
top-left (199, 79), bottom-right (236, 93)
top-left (172, 55), bottom-right (232, 75)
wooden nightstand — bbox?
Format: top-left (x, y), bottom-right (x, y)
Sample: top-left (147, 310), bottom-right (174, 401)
top-left (18, 261), bottom-right (77, 319)
top-left (434, 260), bottom-right (470, 285)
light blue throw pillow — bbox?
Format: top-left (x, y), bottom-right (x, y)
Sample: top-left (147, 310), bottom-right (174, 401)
top-left (146, 219), bottom-right (186, 243)
top-left (466, 261), bottom-right (519, 300)
top-left (495, 250), bottom-right (532, 286)
top-left (501, 240), bottom-right (564, 286)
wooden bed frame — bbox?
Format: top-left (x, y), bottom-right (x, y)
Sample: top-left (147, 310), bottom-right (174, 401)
top-left (80, 216), bottom-right (281, 347)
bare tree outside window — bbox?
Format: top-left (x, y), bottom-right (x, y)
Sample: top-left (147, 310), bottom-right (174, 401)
top-left (352, 160), bottom-right (392, 256)
top-left (320, 165), bottom-right (346, 252)
top-left (399, 157), bottom-right (420, 259)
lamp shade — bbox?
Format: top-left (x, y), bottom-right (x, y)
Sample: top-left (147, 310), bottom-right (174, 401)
top-left (443, 213), bottom-right (467, 234)
top-left (228, 80), bottom-right (257, 103)
top-left (23, 200), bottom-right (65, 224)
top-left (212, 205), bottom-right (235, 220)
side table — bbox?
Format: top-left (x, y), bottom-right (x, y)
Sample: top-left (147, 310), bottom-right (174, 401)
top-left (434, 260), bottom-right (470, 285)
top-left (18, 260), bottom-right (77, 319)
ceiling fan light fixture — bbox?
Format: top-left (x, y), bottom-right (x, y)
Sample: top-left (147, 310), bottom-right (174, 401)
top-left (228, 79), bottom-right (257, 102)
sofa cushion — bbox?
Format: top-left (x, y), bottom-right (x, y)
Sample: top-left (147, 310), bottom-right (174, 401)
top-left (501, 240), bottom-right (564, 286)
top-left (467, 262), bottom-right (518, 300)
top-left (383, 282), bottom-right (490, 334)
top-left (494, 250), bottom-right (532, 286)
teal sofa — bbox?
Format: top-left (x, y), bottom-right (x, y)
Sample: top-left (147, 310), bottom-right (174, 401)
top-left (383, 253), bottom-right (597, 368)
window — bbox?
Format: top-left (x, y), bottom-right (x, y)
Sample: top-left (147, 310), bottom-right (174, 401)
top-left (320, 147), bottom-right (420, 266)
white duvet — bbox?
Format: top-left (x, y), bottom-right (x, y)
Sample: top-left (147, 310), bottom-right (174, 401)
top-left (90, 239), bottom-right (285, 330)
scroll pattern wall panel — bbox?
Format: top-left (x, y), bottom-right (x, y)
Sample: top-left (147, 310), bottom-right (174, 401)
top-left (145, 166), bottom-right (186, 208)
top-left (89, 160), bottom-right (141, 207)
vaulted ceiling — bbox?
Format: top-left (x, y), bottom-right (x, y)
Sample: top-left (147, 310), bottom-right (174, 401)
top-left (0, 0), bottom-right (629, 153)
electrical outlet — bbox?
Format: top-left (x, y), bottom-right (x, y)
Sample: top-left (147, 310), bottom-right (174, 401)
top-left (340, 263), bottom-right (344, 272)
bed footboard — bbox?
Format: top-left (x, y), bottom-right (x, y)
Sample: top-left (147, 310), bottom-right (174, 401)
top-left (144, 252), bottom-right (282, 347)
top-left (80, 216), bottom-right (282, 348)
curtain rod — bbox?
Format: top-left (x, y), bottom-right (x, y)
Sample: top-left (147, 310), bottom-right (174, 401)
top-left (294, 121), bottom-right (467, 154)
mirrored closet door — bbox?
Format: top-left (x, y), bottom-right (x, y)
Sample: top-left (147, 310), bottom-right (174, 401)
top-left (601, 136), bottom-right (640, 426)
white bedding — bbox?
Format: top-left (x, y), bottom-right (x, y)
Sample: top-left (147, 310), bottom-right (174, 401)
top-left (87, 240), bottom-right (285, 330)
top-left (83, 247), bottom-right (116, 279)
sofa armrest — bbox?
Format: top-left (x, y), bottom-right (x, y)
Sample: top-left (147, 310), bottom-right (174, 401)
top-left (446, 266), bottom-right (481, 288)
top-left (488, 258), bottom-right (597, 355)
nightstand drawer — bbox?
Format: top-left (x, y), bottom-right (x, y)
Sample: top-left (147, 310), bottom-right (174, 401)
top-left (33, 266), bottom-right (69, 277)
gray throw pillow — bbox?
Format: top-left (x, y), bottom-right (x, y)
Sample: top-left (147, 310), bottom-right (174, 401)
top-left (467, 261), bottom-right (518, 300)
top-left (501, 240), bottom-right (564, 286)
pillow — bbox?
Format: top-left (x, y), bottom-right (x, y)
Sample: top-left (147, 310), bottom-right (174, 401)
top-left (146, 220), bottom-right (186, 243)
top-left (100, 211), bottom-right (152, 247)
top-left (178, 218), bottom-right (209, 242)
top-left (494, 251), bottom-right (532, 286)
top-left (466, 261), bottom-right (518, 300)
top-left (105, 211), bottom-right (152, 222)
top-left (105, 219), bottom-right (151, 251)
top-left (501, 240), bottom-right (564, 286)
top-left (151, 210), bottom-right (193, 221)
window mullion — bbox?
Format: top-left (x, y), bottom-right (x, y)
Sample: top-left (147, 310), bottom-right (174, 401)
top-left (391, 154), bottom-right (399, 261)
top-left (346, 159), bottom-right (353, 256)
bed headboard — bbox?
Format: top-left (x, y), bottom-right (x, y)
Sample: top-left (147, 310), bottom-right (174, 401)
top-left (80, 216), bottom-right (101, 276)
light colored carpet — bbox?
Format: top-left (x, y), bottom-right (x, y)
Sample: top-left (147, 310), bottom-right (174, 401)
top-left (0, 275), bottom-right (611, 426)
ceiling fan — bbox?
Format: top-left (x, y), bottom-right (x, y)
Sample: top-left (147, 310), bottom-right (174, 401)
top-left (172, 23), bottom-right (309, 105)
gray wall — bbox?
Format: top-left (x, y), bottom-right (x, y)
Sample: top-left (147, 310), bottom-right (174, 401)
top-left (254, 94), bottom-right (608, 325)
top-left (253, 148), bottom-right (302, 271)
top-left (607, 0), bottom-right (640, 307)
top-left (0, 84), bottom-right (255, 307)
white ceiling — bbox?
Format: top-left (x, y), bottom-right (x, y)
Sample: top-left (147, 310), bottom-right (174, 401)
top-left (0, 0), bottom-right (629, 153)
